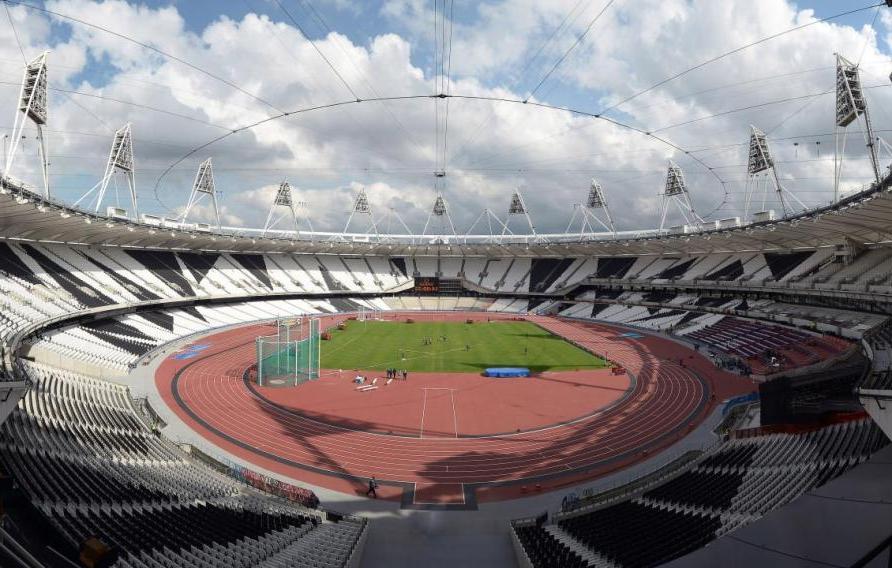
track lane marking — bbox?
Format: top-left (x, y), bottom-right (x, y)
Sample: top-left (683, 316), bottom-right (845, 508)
top-left (160, 312), bottom-right (721, 487)
top-left (419, 388), bottom-right (428, 439)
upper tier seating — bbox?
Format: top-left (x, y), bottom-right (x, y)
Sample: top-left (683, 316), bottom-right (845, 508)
top-left (0, 242), bottom-right (889, 368)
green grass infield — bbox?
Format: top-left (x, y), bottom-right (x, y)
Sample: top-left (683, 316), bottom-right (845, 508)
top-left (320, 319), bottom-right (607, 373)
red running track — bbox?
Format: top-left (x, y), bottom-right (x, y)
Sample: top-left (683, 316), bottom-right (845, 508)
top-left (155, 313), bottom-right (753, 506)
top-left (259, 368), bottom-right (630, 438)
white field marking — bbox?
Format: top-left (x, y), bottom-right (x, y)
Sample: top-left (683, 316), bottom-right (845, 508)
top-left (187, 320), bottom-right (673, 448)
top-left (418, 388), bottom-right (459, 439)
top-left (220, 355), bottom-right (640, 441)
top-left (184, 356), bottom-right (696, 481)
top-left (322, 320), bottom-right (372, 356)
top-left (173, 319), bottom-right (702, 483)
top-left (361, 345), bottom-right (471, 370)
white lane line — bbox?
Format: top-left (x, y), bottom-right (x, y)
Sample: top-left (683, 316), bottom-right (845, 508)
top-left (419, 388), bottom-right (428, 439)
top-left (450, 389), bottom-right (458, 438)
top-left (170, 315), bottom-right (708, 483)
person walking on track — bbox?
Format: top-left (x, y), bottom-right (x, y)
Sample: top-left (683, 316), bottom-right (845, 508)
top-left (366, 476), bottom-right (378, 498)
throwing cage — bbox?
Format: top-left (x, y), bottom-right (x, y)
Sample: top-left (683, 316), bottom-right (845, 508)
top-left (357, 307), bottom-right (381, 322)
top-left (256, 317), bottom-right (320, 386)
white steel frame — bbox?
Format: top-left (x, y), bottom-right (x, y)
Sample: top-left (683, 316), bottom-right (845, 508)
top-left (4, 52), bottom-right (49, 198)
top-left (834, 53), bottom-right (881, 201)
top-left (74, 123), bottom-right (138, 218)
top-left (342, 187), bottom-right (379, 238)
top-left (658, 161), bottom-right (702, 231)
top-left (566, 179), bottom-right (616, 235)
top-left (181, 158), bottom-right (221, 229)
top-left (263, 180), bottom-right (312, 237)
top-left (744, 125), bottom-right (806, 220)
top-left (422, 191), bottom-right (457, 237)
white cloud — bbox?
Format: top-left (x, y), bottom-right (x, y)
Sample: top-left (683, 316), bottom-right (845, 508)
top-left (0, 0), bottom-right (889, 234)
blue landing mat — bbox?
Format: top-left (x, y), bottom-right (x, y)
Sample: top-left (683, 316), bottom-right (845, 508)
top-left (484, 367), bottom-right (530, 378)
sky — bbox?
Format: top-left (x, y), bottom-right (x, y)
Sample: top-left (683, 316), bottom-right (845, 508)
top-left (1, 0), bottom-right (892, 235)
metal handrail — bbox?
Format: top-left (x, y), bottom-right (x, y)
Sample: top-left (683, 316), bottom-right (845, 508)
top-left (0, 526), bottom-right (45, 568)
top-left (850, 531), bottom-right (892, 568)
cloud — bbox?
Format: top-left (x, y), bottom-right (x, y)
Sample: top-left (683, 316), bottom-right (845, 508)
top-left (0, 0), bottom-right (889, 235)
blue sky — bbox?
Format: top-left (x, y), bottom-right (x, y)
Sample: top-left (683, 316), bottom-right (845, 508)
top-left (66, 1), bottom-right (888, 122)
top-left (61, 0), bottom-right (635, 112)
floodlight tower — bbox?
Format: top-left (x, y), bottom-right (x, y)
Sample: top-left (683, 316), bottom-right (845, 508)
top-left (834, 53), bottom-right (881, 201)
top-left (342, 187), bottom-right (379, 237)
top-left (658, 161), bottom-right (702, 231)
top-left (262, 180), bottom-right (307, 237)
top-left (566, 179), bottom-right (616, 235)
top-left (422, 192), bottom-right (457, 237)
top-left (3, 52), bottom-right (49, 198)
top-left (501, 190), bottom-right (537, 236)
top-left (74, 123), bottom-right (138, 218)
top-left (744, 125), bottom-right (806, 220)
top-left (181, 158), bottom-right (221, 230)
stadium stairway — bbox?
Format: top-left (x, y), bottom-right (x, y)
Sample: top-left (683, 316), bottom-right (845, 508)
top-left (543, 525), bottom-right (615, 568)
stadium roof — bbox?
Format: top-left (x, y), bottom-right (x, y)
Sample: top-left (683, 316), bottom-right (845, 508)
top-left (2, 172), bottom-right (891, 257)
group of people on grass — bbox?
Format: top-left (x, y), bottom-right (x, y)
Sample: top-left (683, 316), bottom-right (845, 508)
top-left (422, 335), bottom-right (450, 346)
top-left (422, 335), bottom-right (473, 352)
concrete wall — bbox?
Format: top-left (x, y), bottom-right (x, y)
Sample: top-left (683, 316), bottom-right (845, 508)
top-left (23, 343), bottom-right (126, 381)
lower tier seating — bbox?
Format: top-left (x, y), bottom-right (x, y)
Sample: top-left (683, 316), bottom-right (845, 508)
top-left (513, 418), bottom-right (887, 568)
top-left (0, 362), bottom-right (366, 568)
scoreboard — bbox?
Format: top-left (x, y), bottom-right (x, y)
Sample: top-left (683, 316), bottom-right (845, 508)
top-left (412, 277), bottom-right (462, 294)
top-left (414, 277), bottom-right (440, 293)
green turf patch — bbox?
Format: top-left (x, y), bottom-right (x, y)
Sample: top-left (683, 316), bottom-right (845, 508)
top-left (320, 320), bottom-right (607, 373)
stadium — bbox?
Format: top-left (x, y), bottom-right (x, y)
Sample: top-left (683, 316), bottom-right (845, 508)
top-left (2, 1), bottom-right (892, 567)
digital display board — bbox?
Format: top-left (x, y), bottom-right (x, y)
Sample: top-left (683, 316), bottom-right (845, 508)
top-left (414, 277), bottom-right (440, 293)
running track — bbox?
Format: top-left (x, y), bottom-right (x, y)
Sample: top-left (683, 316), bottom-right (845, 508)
top-left (155, 313), bottom-right (753, 507)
